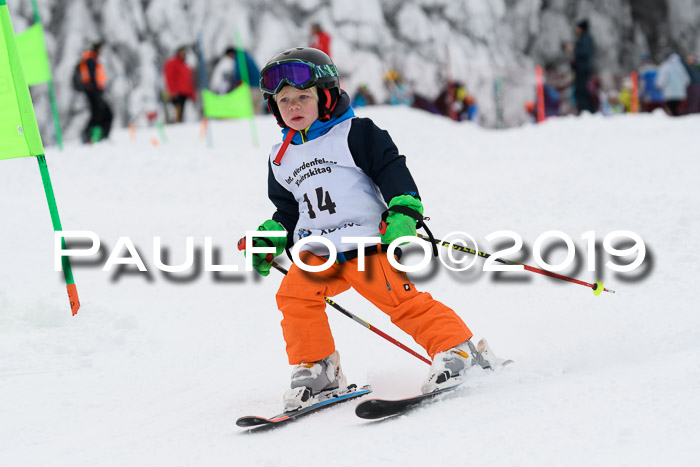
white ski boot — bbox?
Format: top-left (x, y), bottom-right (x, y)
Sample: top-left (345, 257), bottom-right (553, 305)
top-left (477, 338), bottom-right (513, 369)
top-left (421, 338), bottom-right (511, 394)
top-left (421, 339), bottom-right (479, 394)
top-left (283, 350), bottom-right (347, 412)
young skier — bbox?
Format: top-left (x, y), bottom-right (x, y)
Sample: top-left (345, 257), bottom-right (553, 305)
top-left (241, 47), bottom-right (496, 411)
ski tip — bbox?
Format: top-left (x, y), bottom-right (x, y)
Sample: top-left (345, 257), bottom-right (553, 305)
top-left (355, 400), bottom-right (385, 420)
top-left (236, 416), bottom-right (274, 427)
top-left (237, 384), bottom-right (372, 428)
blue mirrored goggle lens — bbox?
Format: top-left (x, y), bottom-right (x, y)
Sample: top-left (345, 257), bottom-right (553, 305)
top-left (261, 62), bottom-right (314, 93)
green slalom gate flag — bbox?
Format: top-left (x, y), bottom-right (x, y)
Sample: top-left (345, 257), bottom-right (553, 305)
top-left (0, 1), bottom-right (44, 159)
top-left (17, 0), bottom-right (63, 150)
top-left (15, 22), bottom-right (51, 86)
top-left (0, 0), bottom-right (80, 314)
top-left (202, 84), bottom-right (254, 119)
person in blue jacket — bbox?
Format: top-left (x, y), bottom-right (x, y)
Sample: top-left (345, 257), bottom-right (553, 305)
top-left (210, 46), bottom-right (262, 111)
top-left (638, 54), bottom-right (665, 112)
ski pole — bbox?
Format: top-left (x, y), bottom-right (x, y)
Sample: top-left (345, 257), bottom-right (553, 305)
top-left (270, 261), bottom-right (431, 365)
top-left (418, 234), bottom-right (615, 295)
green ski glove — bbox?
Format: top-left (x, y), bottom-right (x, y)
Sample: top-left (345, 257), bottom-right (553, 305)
top-left (379, 195), bottom-right (424, 245)
top-left (237, 219), bottom-right (287, 276)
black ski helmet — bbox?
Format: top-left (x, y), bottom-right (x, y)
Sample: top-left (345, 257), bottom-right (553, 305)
top-left (260, 47), bottom-right (341, 126)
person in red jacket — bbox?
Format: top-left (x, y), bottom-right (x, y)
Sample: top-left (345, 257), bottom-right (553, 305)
top-left (163, 46), bottom-right (196, 123)
top-left (309, 23), bottom-right (331, 58)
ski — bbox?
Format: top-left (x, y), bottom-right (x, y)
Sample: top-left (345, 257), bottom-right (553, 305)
top-left (236, 384), bottom-right (371, 428)
top-left (355, 339), bottom-right (513, 420)
top-left (354, 383), bottom-right (462, 420)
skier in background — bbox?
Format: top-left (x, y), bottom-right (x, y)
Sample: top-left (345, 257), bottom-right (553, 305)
top-left (163, 46), bottom-right (196, 123)
top-left (309, 23), bottom-right (331, 57)
top-left (78, 41), bottom-right (113, 143)
top-left (239, 47), bottom-right (501, 412)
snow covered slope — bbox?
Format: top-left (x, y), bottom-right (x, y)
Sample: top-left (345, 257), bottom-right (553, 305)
top-left (1, 108), bottom-right (698, 466)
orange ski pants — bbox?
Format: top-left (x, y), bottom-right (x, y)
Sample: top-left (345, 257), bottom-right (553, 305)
top-left (276, 250), bottom-right (472, 364)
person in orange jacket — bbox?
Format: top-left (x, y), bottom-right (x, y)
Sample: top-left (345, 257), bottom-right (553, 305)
top-left (163, 46), bottom-right (196, 123)
top-left (79, 41), bottom-right (113, 143)
top-left (240, 48), bottom-right (502, 413)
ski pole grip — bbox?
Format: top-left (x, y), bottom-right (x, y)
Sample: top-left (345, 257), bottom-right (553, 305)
top-left (237, 236), bottom-right (274, 262)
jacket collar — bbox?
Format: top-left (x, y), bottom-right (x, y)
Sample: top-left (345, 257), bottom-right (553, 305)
top-left (281, 91), bottom-right (355, 145)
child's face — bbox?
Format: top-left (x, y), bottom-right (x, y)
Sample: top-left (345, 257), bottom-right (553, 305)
top-left (276, 86), bottom-right (319, 131)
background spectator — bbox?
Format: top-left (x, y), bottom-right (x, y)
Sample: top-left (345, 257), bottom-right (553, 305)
top-left (351, 84), bottom-right (376, 107)
top-left (210, 47), bottom-right (237, 94)
top-left (682, 54), bottom-right (700, 114)
top-left (163, 46), bottom-right (196, 123)
top-left (568, 19), bottom-right (596, 114)
top-left (309, 23), bottom-right (331, 57)
top-left (209, 46), bottom-right (262, 112)
top-left (639, 54), bottom-right (665, 112)
top-left (384, 70), bottom-right (413, 106)
top-left (524, 77), bottom-right (561, 122)
top-left (458, 92), bottom-right (479, 123)
top-left (656, 52), bottom-right (691, 116)
top-left (78, 41), bottom-right (113, 143)
top-left (542, 67), bottom-right (562, 117)
top-left (231, 48), bottom-right (260, 92)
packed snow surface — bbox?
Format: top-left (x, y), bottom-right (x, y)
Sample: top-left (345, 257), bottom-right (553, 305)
top-left (1, 107), bottom-right (698, 466)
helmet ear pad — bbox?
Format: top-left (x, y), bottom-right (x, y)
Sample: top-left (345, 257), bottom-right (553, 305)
top-left (317, 87), bottom-right (340, 121)
top-left (267, 87), bottom-right (340, 127)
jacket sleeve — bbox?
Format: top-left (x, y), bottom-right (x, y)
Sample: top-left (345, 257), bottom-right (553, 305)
top-left (267, 160), bottom-right (299, 248)
top-left (163, 59), bottom-right (174, 92)
top-left (347, 118), bottom-right (420, 203)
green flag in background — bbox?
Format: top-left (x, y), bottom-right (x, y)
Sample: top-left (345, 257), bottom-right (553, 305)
top-left (0, 0), bottom-right (45, 160)
top-left (15, 22), bottom-right (51, 86)
top-left (0, 0), bottom-right (78, 316)
top-left (202, 83), bottom-right (254, 119)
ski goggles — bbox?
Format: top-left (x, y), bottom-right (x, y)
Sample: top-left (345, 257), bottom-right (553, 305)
top-left (260, 60), bottom-right (338, 95)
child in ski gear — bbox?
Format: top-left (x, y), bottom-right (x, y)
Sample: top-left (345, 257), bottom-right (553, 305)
top-left (240, 47), bottom-right (486, 409)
